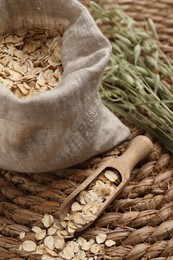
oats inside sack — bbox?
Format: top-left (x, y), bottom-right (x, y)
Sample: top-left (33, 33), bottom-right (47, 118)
top-left (0, 28), bottom-right (63, 98)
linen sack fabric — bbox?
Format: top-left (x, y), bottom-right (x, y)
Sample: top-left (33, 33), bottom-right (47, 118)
top-left (0, 0), bottom-right (130, 172)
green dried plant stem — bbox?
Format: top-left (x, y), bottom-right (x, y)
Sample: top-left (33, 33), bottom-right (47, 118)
top-left (152, 76), bottom-right (173, 100)
top-left (136, 68), bottom-right (173, 101)
top-left (101, 83), bottom-right (173, 133)
top-left (135, 66), bottom-right (150, 77)
top-left (147, 18), bottom-right (158, 40)
top-left (121, 73), bottom-right (173, 123)
top-left (90, 1), bottom-right (173, 151)
top-left (107, 54), bottom-right (173, 106)
top-left (159, 64), bottom-right (172, 79)
top-left (144, 56), bottom-right (158, 69)
top-left (91, 3), bottom-right (173, 75)
top-left (103, 99), bottom-right (173, 152)
top-left (115, 40), bottom-right (133, 57)
top-left (102, 60), bottom-right (173, 128)
top-left (134, 44), bottom-right (141, 65)
top-left (101, 77), bottom-right (173, 132)
top-left (120, 90), bottom-right (173, 131)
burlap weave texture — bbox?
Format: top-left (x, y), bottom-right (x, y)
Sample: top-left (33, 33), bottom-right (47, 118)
top-left (0, 0), bottom-right (130, 172)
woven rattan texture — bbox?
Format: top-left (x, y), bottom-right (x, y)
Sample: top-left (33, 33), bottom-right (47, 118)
top-left (1, 126), bottom-right (173, 259)
top-left (112, 0), bottom-right (173, 61)
top-left (1, 0), bottom-right (173, 259)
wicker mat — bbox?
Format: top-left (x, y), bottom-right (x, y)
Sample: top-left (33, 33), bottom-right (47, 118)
top-left (1, 0), bottom-right (173, 259)
top-left (115, 0), bottom-right (173, 55)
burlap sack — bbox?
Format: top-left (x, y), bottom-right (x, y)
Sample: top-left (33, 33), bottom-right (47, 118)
top-left (0, 0), bottom-right (130, 173)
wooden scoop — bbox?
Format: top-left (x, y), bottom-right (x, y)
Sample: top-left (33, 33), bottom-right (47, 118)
top-left (57, 135), bottom-right (153, 232)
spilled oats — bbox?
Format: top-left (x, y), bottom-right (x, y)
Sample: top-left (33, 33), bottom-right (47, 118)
top-left (19, 170), bottom-right (120, 259)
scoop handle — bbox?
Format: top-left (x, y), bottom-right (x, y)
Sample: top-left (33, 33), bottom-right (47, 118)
top-left (119, 135), bottom-right (153, 172)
